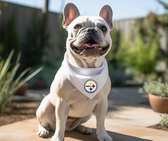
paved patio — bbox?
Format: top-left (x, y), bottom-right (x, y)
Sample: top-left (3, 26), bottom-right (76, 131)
top-left (0, 87), bottom-right (167, 141)
top-left (107, 87), bottom-right (161, 127)
top-left (12, 87), bottom-right (161, 127)
top-left (0, 116), bottom-right (167, 141)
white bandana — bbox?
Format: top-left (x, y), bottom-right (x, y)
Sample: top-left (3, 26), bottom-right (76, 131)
top-left (61, 52), bottom-right (108, 99)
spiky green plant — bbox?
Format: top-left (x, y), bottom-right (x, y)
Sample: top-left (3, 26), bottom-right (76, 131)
top-left (160, 114), bottom-right (168, 127)
top-left (139, 78), bottom-right (168, 97)
top-left (0, 50), bottom-right (43, 111)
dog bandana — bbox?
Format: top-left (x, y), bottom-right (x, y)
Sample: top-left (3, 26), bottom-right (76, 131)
top-left (61, 52), bottom-right (108, 99)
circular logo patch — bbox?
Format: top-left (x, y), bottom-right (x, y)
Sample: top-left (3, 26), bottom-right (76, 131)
top-left (84, 80), bottom-right (97, 93)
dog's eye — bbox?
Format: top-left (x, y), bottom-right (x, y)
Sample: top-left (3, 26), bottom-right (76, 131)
top-left (101, 26), bottom-right (107, 32)
top-left (74, 24), bottom-right (82, 29)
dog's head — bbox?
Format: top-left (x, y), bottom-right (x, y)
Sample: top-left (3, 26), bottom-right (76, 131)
top-left (63, 3), bottom-right (113, 67)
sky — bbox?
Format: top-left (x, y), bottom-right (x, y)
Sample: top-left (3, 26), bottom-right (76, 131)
top-left (1, 0), bottom-right (168, 20)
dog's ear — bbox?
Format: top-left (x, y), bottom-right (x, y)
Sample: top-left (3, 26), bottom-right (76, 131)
top-left (63, 3), bottom-right (80, 29)
top-left (99, 5), bottom-right (113, 30)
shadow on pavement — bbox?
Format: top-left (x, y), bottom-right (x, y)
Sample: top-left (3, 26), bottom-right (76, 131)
top-left (65, 128), bottom-right (152, 141)
top-left (107, 87), bottom-right (151, 110)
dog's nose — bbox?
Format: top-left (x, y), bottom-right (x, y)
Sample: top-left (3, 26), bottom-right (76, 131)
top-left (87, 29), bottom-right (96, 33)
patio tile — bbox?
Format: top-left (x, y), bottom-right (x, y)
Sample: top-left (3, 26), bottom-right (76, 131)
top-left (0, 116), bottom-right (167, 141)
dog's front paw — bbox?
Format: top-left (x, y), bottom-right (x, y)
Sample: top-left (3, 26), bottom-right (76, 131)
top-left (50, 138), bottom-right (62, 141)
top-left (98, 135), bottom-right (113, 141)
top-left (97, 130), bottom-right (113, 141)
top-left (50, 135), bottom-right (63, 141)
top-left (50, 138), bottom-right (61, 141)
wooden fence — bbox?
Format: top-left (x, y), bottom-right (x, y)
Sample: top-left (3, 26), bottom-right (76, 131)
top-left (0, 2), bottom-right (66, 66)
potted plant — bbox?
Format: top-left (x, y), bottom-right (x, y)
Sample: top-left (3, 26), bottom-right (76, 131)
top-left (139, 79), bottom-right (168, 113)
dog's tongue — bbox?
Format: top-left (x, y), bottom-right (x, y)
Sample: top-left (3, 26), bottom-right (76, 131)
top-left (83, 43), bottom-right (99, 48)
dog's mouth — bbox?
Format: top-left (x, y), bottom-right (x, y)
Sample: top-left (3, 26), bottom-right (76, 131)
top-left (71, 39), bottom-right (109, 56)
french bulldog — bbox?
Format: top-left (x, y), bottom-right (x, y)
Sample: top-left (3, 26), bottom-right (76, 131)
top-left (36, 2), bottom-right (113, 141)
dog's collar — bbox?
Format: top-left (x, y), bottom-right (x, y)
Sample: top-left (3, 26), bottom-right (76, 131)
top-left (61, 52), bottom-right (108, 99)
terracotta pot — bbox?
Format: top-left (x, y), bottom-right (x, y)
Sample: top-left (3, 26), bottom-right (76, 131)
top-left (149, 93), bottom-right (168, 113)
top-left (35, 79), bottom-right (47, 89)
top-left (15, 83), bottom-right (28, 95)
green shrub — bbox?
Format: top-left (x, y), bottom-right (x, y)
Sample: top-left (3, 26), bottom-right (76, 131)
top-left (108, 62), bottom-right (126, 86)
top-left (106, 27), bottom-right (121, 63)
top-left (160, 114), bottom-right (168, 127)
top-left (116, 25), bottom-right (160, 77)
top-left (0, 50), bottom-right (43, 111)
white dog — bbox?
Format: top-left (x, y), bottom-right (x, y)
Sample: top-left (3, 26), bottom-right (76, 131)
top-left (36, 3), bottom-right (113, 141)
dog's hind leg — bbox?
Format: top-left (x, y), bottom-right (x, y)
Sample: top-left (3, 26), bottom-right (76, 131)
top-left (36, 94), bottom-right (56, 138)
top-left (37, 124), bottom-right (50, 138)
top-left (76, 124), bottom-right (92, 135)
top-left (75, 113), bottom-right (92, 134)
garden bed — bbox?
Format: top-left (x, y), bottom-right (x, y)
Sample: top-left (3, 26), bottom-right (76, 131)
top-left (0, 101), bottom-right (40, 126)
top-left (149, 124), bottom-right (168, 132)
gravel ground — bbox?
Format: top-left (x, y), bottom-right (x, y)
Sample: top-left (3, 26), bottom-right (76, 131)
top-left (0, 102), bottom-right (40, 126)
top-left (149, 124), bottom-right (168, 132)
